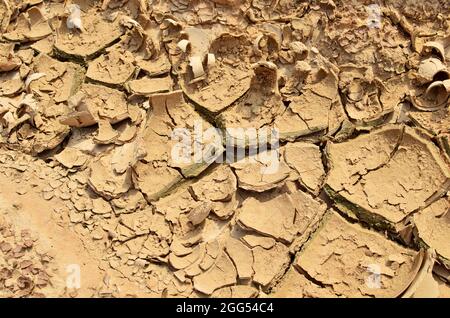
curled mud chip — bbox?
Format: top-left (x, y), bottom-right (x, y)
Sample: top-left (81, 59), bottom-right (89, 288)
top-left (413, 198), bottom-right (450, 268)
top-left (179, 33), bottom-right (253, 114)
top-left (410, 79), bottom-right (450, 111)
top-left (325, 125), bottom-right (450, 231)
top-left (339, 67), bottom-right (407, 124)
top-left (422, 41), bottom-right (446, 62)
top-left (295, 210), bottom-right (421, 297)
top-left (416, 58), bottom-right (449, 85)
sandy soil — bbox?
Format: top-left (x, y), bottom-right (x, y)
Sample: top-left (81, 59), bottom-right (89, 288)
top-left (0, 0), bottom-right (449, 298)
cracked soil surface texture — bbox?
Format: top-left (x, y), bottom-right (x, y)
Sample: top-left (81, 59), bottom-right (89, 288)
top-left (0, 0), bottom-right (450, 298)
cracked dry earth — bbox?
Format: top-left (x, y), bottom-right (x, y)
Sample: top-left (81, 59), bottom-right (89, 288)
top-left (1, 0), bottom-right (450, 299)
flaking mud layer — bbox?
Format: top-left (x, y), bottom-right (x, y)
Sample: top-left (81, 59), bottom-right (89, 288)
top-left (0, 0), bottom-right (450, 298)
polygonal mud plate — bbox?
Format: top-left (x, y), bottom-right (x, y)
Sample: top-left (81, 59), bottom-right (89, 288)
top-left (215, 61), bottom-right (284, 131)
top-left (295, 210), bottom-right (421, 297)
top-left (179, 33), bottom-right (253, 114)
top-left (134, 91), bottom-right (224, 202)
top-left (30, 54), bottom-right (85, 103)
top-left (274, 68), bottom-right (340, 141)
top-left (237, 189), bottom-right (327, 253)
top-left (325, 124), bottom-right (450, 232)
top-left (86, 50), bottom-right (136, 87)
top-left (54, 11), bottom-right (123, 63)
top-left (413, 198), bottom-right (450, 268)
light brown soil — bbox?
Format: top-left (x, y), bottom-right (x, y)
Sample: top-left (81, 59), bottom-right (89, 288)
top-left (0, 0), bottom-right (450, 298)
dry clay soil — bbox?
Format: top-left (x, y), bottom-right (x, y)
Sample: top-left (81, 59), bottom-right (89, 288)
top-left (0, 0), bottom-right (450, 298)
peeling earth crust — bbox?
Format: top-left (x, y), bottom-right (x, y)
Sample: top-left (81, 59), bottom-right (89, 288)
top-left (0, 0), bottom-right (450, 298)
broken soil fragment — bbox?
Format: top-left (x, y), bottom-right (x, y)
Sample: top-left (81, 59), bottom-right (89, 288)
top-left (0, 43), bottom-right (21, 72)
top-left (126, 76), bottom-right (173, 96)
top-left (414, 198), bottom-right (450, 268)
top-left (283, 142), bottom-right (325, 194)
top-left (325, 125), bottom-right (450, 230)
top-left (271, 267), bottom-right (337, 298)
top-left (296, 210), bottom-right (421, 297)
top-left (62, 83), bottom-right (129, 127)
top-left (224, 238), bottom-right (254, 280)
top-left (231, 149), bottom-right (291, 192)
top-left (88, 154), bottom-right (132, 199)
top-left (54, 9), bottom-right (123, 62)
top-left (216, 61), bottom-right (284, 131)
top-left (179, 33), bottom-right (253, 114)
top-left (86, 51), bottom-right (136, 87)
top-left (3, 7), bottom-right (52, 43)
top-left (193, 251), bottom-right (237, 295)
top-left (238, 190), bottom-right (327, 247)
top-left (54, 147), bottom-right (88, 169)
top-left (0, 0), bottom-right (449, 299)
